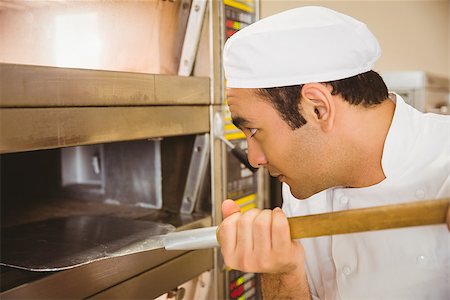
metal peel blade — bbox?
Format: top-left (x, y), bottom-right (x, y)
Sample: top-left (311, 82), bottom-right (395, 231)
top-left (0, 216), bottom-right (175, 271)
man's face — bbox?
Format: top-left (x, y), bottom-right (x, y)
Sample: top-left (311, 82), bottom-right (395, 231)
top-left (227, 88), bottom-right (332, 199)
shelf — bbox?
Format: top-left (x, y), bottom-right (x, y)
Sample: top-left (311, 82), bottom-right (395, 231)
top-left (0, 64), bottom-right (215, 298)
top-left (0, 105), bottom-right (209, 153)
top-left (1, 249), bottom-right (213, 299)
top-left (0, 195), bottom-right (212, 298)
top-left (92, 249), bottom-right (213, 299)
top-left (0, 64), bottom-right (210, 107)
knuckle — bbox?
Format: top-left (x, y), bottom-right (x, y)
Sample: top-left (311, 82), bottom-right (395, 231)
top-left (253, 216), bottom-right (266, 231)
top-left (238, 209), bottom-right (259, 227)
top-left (253, 209), bottom-right (271, 229)
top-left (243, 208), bottom-right (261, 219)
top-left (272, 212), bottom-right (288, 230)
top-left (237, 217), bottom-right (250, 229)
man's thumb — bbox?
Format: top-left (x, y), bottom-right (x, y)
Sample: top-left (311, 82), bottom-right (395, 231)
top-left (222, 199), bottom-right (240, 219)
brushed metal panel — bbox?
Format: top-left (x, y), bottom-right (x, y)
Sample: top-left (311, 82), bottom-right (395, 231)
top-left (0, 249), bottom-right (187, 299)
top-left (90, 249), bottom-right (213, 299)
top-left (1, 216), bottom-right (175, 271)
top-left (0, 217), bottom-right (211, 298)
top-left (155, 74), bottom-right (210, 104)
top-left (0, 106), bottom-right (209, 153)
top-left (210, 105), bottom-right (227, 300)
top-left (1, 1), bottom-right (190, 75)
top-left (210, 0), bottom-right (224, 105)
top-left (0, 64), bottom-right (210, 107)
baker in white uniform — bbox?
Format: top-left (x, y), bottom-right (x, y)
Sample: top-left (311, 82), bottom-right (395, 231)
top-left (218, 6), bottom-right (450, 300)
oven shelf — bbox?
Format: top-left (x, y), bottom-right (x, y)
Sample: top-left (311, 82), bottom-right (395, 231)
top-left (0, 63), bottom-right (216, 298)
top-left (1, 196), bottom-right (212, 298)
top-left (0, 63), bottom-right (211, 154)
top-left (1, 248), bottom-right (213, 299)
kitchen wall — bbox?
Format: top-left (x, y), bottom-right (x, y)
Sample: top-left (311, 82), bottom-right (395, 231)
top-left (260, 0), bottom-right (449, 78)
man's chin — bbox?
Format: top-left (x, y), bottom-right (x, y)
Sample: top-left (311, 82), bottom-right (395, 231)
top-left (289, 185), bottom-right (318, 200)
top-left (290, 188), bottom-right (312, 200)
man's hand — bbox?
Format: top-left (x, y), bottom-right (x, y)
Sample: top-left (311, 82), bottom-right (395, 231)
top-left (218, 200), bottom-right (311, 299)
top-left (218, 199), bottom-right (305, 274)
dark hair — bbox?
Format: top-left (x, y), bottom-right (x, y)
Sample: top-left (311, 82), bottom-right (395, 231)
top-left (256, 70), bottom-right (389, 129)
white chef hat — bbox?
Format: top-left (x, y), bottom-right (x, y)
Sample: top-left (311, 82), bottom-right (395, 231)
top-left (223, 6), bottom-right (381, 88)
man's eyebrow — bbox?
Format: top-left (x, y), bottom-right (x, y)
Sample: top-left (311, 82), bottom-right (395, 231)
top-left (232, 116), bottom-right (249, 129)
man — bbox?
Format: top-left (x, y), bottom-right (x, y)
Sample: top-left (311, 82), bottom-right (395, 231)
top-left (218, 6), bottom-right (450, 299)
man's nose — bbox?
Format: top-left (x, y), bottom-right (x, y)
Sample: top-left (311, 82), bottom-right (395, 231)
top-left (247, 140), bottom-right (268, 168)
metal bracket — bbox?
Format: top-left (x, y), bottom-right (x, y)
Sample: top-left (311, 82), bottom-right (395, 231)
top-left (178, 0), bottom-right (207, 76)
top-left (180, 134), bottom-right (210, 214)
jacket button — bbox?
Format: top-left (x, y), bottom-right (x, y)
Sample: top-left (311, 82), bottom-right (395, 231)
top-left (416, 255), bottom-right (426, 264)
top-left (415, 189), bottom-right (425, 199)
top-left (340, 196), bottom-right (349, 205)
top-left (342, 266), bottom-right (352, 275)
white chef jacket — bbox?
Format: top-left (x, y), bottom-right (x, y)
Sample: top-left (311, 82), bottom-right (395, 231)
top-left (282, 93), bottom-right (450, 300)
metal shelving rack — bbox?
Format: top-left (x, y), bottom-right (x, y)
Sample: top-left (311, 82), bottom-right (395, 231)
top-left (0, 0), bottom-right (261, 298)
top-left (0, 63), bottom-right (215, 298)
top-left (0, 1), bottom-right (219, 297)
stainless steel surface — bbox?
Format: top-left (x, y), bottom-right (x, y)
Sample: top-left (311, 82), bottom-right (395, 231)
top-left (104, 140), bottom-right (163, 209)
top-left (209, 106), bottom-right (227, 300)
top-left (0, 196), bottom-right (168, 230)
top-left (0, 1), bottom-right (190, 74)
top-left (164, 226), bottom-right (219, 250)
top-left (0, 216), bottom-right (212, 299)
top-left (181, 134), bottom-right (210, 214)
top-left (90, 249), bottom-right (213, 299)
top-left (61, 145), bottom-right (105, 187)
top-left (209, 0), bottom-right (224, 105)
top-left (1, 249), bottom-right (187, 299)
top-left (178, 0), bottom-right (207, 76)
top-left (0, 216), bottom-right (175, 271)
top-left (208, 0), bottom-right (226, 295)
top-left (0, 105), bottom-right (209, 154)
top-left (0, 64), bottom-right (210, 107)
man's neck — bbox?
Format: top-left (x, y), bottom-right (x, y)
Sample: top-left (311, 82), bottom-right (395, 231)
top-left (342, 98), bottom-right (396, 188)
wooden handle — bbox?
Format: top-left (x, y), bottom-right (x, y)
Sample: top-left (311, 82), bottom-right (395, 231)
top-left (288, 198), bottom-right (449, 239)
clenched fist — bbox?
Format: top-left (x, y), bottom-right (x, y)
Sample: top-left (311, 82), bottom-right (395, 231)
top-left (217, 199), bottom-right (305, 274)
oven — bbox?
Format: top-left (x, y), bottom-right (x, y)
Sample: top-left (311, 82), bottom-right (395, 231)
top-left (0, 0), bottom-right (263, 299)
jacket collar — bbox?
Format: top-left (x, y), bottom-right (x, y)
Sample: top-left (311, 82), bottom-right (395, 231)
top-left (381, 92), bottom-right (421, 179)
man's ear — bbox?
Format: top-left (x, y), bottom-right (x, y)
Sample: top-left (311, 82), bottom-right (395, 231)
top-left (300, 83), bottom-right (335, 132)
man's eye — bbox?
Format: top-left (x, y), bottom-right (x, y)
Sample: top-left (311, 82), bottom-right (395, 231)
top-left (249, 128), bottom-right (258, 137)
